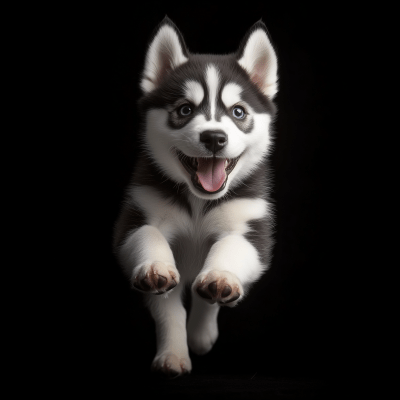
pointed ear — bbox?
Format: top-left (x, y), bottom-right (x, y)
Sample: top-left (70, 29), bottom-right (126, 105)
top-left (141, 17), bottom-right (189, 94)
top-left (237, 21), bottom-right (278, 99)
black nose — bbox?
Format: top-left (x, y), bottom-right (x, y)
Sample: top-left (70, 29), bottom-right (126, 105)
top-left (200, 131), bottom-right (228, 154)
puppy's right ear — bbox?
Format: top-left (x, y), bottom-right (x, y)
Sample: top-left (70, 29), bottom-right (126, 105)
top-left (141, 17), bottom-right (188, 94)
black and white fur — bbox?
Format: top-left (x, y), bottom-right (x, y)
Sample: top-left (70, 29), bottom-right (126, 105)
top-left (114, 17), bottom-right (278, 377)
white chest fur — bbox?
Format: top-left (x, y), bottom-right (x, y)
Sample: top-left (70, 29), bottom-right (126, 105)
top-left (129, 185), bottom-right (268, 242)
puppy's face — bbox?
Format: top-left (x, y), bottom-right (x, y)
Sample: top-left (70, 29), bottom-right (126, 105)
top-left (139, 19), bottom-right (278, 200)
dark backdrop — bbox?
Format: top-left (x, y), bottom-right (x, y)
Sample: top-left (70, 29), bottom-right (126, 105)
top-left (80, 2), bottom-right (355, 396)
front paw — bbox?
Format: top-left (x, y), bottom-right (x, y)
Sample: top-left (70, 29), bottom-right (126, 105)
top-left (193, 270), bottom-right (243, 307)
top-left (132, 261), bottom-right (179, 295)
top-left (151, 352), bottom-right (192, 378)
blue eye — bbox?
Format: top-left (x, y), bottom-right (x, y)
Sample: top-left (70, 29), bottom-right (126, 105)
top-left (179, 104), bottom-right (192, 116)
top-left (232, 106), bottom-right (246, 119)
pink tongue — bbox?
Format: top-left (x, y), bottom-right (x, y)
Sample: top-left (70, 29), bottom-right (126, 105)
top-left (196, 158), bottom-right (226, 192)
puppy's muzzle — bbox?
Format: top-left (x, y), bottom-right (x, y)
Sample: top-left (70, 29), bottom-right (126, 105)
top-left (200, 130), bottom-right (227, 154)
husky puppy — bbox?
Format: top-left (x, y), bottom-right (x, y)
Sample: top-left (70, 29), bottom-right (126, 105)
top-left (114, 17), bottom-right (278, 377)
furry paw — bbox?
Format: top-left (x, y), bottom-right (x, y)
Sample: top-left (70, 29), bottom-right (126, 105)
top-left (151, 352), bottom-right (192, 378)
top-left (193, 270), bottom-right (243, 307)
top-left (132, 261), bottom-right (179, 295)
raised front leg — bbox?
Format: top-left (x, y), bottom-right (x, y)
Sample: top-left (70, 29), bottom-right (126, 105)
top-left (192, 234), bottom-right (265, 307)
top-left (118, 225), bottom-right (180, 294)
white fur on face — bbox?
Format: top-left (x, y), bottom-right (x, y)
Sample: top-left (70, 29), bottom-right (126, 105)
top-left (221, 83), bottom-right (242, 109)
top-left (238, 29), bottom-right (278, 98)
top-left (184, 81), bottom-right (204, 106)
top-left (141, 25), bottom-right (188, 93)
top-left (228, 112), bottom-right (272, 186)
top-left (145, 94), bottom-right (272, 200)
top-left (182, 113), bottom-right (247, 157)
top-left (145, 108), bottom-right (189, 185)
top-left (205, 65), bottom-right (220, 119)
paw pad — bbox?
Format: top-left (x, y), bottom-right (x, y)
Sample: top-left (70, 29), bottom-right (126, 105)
top-left (132, 262), bottom-right (179, 295)
top-left (194, 272), bottom-right (242, 305)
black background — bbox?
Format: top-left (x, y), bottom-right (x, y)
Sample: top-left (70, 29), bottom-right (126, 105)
top-left (80, 2), bottom-right (357, 397)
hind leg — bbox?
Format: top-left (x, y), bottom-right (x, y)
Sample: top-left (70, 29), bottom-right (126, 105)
top-left (146, 283), bottom-right (192, 377)
top-left (187, 293), bottom-right (220, 355)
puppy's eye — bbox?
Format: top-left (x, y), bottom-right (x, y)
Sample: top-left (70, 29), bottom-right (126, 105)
top-left (232, 106), bottom-right (246, 119)
top-left (178, 104), bottom-right (192, 116)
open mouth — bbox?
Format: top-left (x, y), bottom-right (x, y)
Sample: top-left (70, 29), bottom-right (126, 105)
top-left (176, 150), bottom-right (240, 194)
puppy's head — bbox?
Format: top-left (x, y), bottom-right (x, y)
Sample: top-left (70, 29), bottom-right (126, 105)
top-left (139, 17), bottom-right (278, 200)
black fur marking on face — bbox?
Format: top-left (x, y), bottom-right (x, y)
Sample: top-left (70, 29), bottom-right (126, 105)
top-left (226, 103), bottom-right (254, 134)
top-left (210, 91), bottom-right (255, 133)
top-left (138, 54), bottom-right (276, 128)
top-left (168, 102), bottom-right (198, 130)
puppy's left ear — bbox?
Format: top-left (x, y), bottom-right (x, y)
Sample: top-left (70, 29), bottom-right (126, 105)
top-left (237, 21), bottom-right (278, 99)
top-left (141, 17), bottom-right (189, 94)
